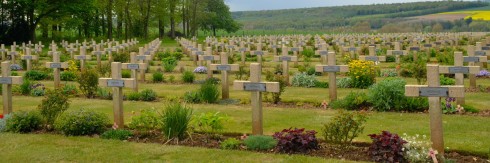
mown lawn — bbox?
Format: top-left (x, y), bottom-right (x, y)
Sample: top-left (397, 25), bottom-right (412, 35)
top-left (0, 133), bottom-right (348, 162)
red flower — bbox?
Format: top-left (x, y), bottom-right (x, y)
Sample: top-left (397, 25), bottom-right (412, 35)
top-left (0, 114), bottom-right (3, 119)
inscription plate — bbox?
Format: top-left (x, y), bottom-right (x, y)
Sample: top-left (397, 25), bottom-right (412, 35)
top-left (482, 46), bottom-right (490, 50)
top-left (76, 56), bottom-right (87, 60)
top-left (385, 42), bottom-right (392, 46)
top-left (393, 51), bottom-right (404, 55)
top-left (322, 66), bottom-right (340, 72)
top-left (463, 57), bottom-right (480, 63)
top-left (93, 52), bottom-right (103, 55)
top-left (364, 56), bottom-right (379, 61)
top-left (280, 56), bottom-right (291, 61)
top-left (195, 51), bottom-right (204, 55)
top-left (127, 64), bottom-right (140, 70)
top-left (23, 55), bottom-right (33, 60)
top-left (216, 65), bottom-right (231, 71)
top-left (137, 55), bottom-right (147, 60)
top-left (419, 87), bottom-right (449, 97)
top-left (144, 51), bottom-right (151, 55)
top-left (254, 51), bottom-right (264, 55)
top-left (348, 47), bottom-right (357, 51)
top-left (105, 48), bottom-right (113, 51)
top-left (410, 47), bottom-right (420, 51)
top-left (191, 48), bottom-right (198, 51)
top-left (239, 48), bottom-right (247, 52)
top-left (107, 79), bottom-right (125, 87)
top-left (271, 45), bottom-right (278, 48)
top-left (203, 56), bottom-right (214, 60)
top-left (449, 67), bottom-right (470, 74)
top-left (227, 46), bottom-right (235, 49)
top-left (50, 63), bottom-right (62, 68)
top-left (0, 77), bottom-right (12, 84)
top-left (369, 44), bottom-right (376, 47)
top-left (424, 44), bottom-right (432, 47)
top-left (291, 48), bottom-right (300, 52)
top-left (435, 42), bottom-right (442, 45)
top-left (475, 51), bottom-right (486, 56)
top-left (318, 51), bottom-right (328, 55)
top-left (243, 83), bottom-right (266, 92)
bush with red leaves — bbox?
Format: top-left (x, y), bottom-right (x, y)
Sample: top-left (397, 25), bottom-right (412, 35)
top-left (273, 128), bottom-right (319, 153)
top-left (368, 131), bottom-right (407, 162)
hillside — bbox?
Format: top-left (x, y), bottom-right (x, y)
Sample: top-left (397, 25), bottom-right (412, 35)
top-left (232, 1), bottom-right (489, 31)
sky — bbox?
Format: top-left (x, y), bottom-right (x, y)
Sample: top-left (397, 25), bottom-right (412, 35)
top-left (226, 0), bottom-right (475, 11)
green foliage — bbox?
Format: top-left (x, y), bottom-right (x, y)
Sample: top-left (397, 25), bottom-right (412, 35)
top-left (264, 71), bottom-right (287, 104)
top-left (30, 87), bottom-right (45, 97)
top-left (0, 114), bottom-right (12, 132)
top-left (220, 138), bottom-right (242, 150)
top-left (162, 57), bottom-right (178, 72)
top-left (129, 108), bottom-right (161, 131)
top-left (336, 77), bottom-right (352, 88)
top-left (19, 80), bottom-right (33, 95)
top-left (140, 89), bottom-right (157, 101)
top-left (37, 89), bottom-right (70, 127)
top-left (55, 109), bottom-right (109, 136)
top-left (199, 80), bottom-right (220, 103)
top-left (152, 72), bottom-right (164, 83)
top-left (126, 92), bottom-right (141, 101)
top-left (160, 103), bottom-right (193, 140)
top-left (78, 69), bottom-right (99, 98)
top-left (243, 135), bottom-right (277, 151)
top-left (322, 111), bottom-right (368, 144)
top-left (314, 81), bottom-right (329, 88)
top-left (368, 78), bottom-right (428, 112)
top-left (121, 70), bottom-right (131, 78)
top-left (183, 91), bottom-right (201, 103)
top-left (348, 60), bottom-right (377, 89)
top-left (194, 112), bottom-right (228, 133)
top-left (96, 87), bottom-right (112, 100)
top-left (440, 75), bottom-right (455, 85)
top-left (6, 111), bottom-right (43, 133)
top-left (101, 129), bottom-right (133, 140)
top-left (330, 92), bottom-right (369, 110)
top-left (24, 70), bottom-right (48, 81)
top-left (234, 66), bottom-right (249, 80)
top-left (401, 53), bottom-right (429, 85)
top-left (291, 73), bottom-right (317, 88)
top-left (62, 84), bottom-right (78, 96)
top-left (182, 71), bottom-right (195, 83)
top-left (113, 53), bottom-right (130, 63)
top-left (301, 48), bottom-right (315, 58)
top-left (60, 71), bottom-right (77, 81)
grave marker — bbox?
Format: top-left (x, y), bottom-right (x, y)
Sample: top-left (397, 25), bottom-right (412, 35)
top-left (0, 44), bottom-right (6, 61)
top-left (250, 43), bottom-right (266, 63)
top-left (8, 46), bottom-right (18, 64)
top-left (66, 44), bottom-right (77, 59)
top-left (92, 44), bottom-right (105, 69)
top-left (198, 47), bottom-right (220, 79)
top-left (315, 52), bottom-right (349, 101)
top-left (289, 45), bottom-right (303, 67)
top-left (405, 64), bottom-right (465, 155)
top-left (122, 52), bottom-right (147, 92)
top-left (238, 42), bottom-right (249, 65)
top-left (99, 62), bottom-right (137, 128)
top-left (210, 52), bottom-right (239, 99)
top-left (439, 52), bottom-right (480, 105)
top-left (74, 47), bottom-right (91, 70)
top-left (233, 63), bottom-right (280, 135)
top-left (274, 46), bottom-right (298, 85)
top-left (137, 47), bottom-right (152, 82)
top-left (360, 46), bottom-right (386, 63)
top-left (21, 48), bottom-right (38, 71)
top-left (1, 61), bottom-right (23, 114)
top-left (315, 43), bottom-right (328, 65)
top-left (45, 50), bottom-right (68, 88)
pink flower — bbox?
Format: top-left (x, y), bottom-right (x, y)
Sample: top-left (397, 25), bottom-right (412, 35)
top-left (240, 134), bottom-right (248, 140)
top-left (428, 148), bottom-right (439, 163)
top-left (112, 122), bottom-right (119, 130)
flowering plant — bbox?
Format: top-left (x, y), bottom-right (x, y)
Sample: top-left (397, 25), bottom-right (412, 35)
top-left (10, 64), bottom-right (22, 71)
top-left (476, 70), bottom-right (489, 77)
top-left (442, 97), bottom-right (464, 114)
top-left (402, 133), bottom-right (433, 162)
top-left (0, 114), bottom-right (3, 119)
top-left (193, 66), bottom-right (207, 74)
top-left (348, 60), bottom-right (377, 88)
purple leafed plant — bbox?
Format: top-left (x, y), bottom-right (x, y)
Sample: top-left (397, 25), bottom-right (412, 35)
top-left (476, 70), bottom-right (489, 77)
top-left (273, 128), bottom-right (319, 153)
top-left (193, 66), bottom-right (207, 74)
top-left (368, 131), bottom-right (407, 163)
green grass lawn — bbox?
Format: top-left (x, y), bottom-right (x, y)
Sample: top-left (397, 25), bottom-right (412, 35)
top-left (4, 95), bottom-right (490, 156)
top-left (0, 133), bottom-right (349, 162)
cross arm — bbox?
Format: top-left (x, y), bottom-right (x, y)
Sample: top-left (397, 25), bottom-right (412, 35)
top-left (315, 65), bottom-right (349, 73)
top-left (22, 55), bottom-right (39, 60)
top-left (387, 50), bottom-right (406, 56)
top-left (359, 56), bottom-right (386, 62)
top-left (198, 55), bottom-right (220, 61)
top-left (405, 85), bottom-right (464, 97)
top-left (439, 66), bottom-right (480, 74)
top-left (233, 81), bottom-right (280, 93)
top-left (74, 55), bottom-right (92, 60)
top-left (210, 64), bottom-right (239, 71)
top-left (273, 56), bottom-right (298, 62)
top-left (0, 76), bottom-right (23, 85)
top-left (463, 56), bottom-right (487, 63)
top-left (122, 63), bottom-right (148, 70)
top-left (99, 78), bottom-right (137, 89)
top-left (45, 62), bottom-right (69, 69)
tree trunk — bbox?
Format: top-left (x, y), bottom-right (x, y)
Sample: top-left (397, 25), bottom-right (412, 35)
top-left (158, 18), bottom-right (164, 39)
top-left (107, 0), bottom-right (113, 39)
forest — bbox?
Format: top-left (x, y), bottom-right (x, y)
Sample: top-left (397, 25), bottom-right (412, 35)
top-left (232, 1), bottom-right (489, 31)
top-left (0, 0), bottom-right (240, 44)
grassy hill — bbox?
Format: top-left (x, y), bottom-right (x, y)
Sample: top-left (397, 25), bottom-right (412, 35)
top-left (232, 1), bottom-right (489, 31)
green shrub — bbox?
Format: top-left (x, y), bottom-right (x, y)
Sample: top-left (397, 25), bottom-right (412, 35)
top-left (314, 81), bottom-right (329, 88)
top-left (78, 69), bottom-right (99, 98)
top-left (152, 72), bottom-right (164, 83)
top-left (101, 129), bottom-right (133, 140)
top-left (337, 77), bottom-right (352, 88)
top-left (140, 89), bottom-right (157, 101)
top-left (348, 60), bottom-right (377, 89)
top-left (6, 111), bottom-right (43, 133)
top-left (306, 67), bottom-right (317, 76)
top-left (221, 138), bottom-right (241, 150)
top-left (367, 78), bottom-right (406, 111)
top-left (62, 84), bottom-right (78, 96)
top-left (440, 75), bottom-right (455, 85)
top-left (126, 91), bottom-right (141, 101)
top-left (264, 71), bottom-right (287, 104)
top-left (55, 109), bottom-right (109, 136)
top-left (37, 89), bottom-right (70, 127)
top-left (330, 92), bottom-right (369, 110)
top-left (291, 73), bottom-right (318, 88)
top-left (199, 80), bottom-right (220, 103)
top-left (194, 112), bottom-right (228, 133)
top-left (168, 75), bottom-right (175, 83)
top-left (0, 114), bottom-right (12, 132)
top-left (61, 71), bottom-right (77, 81)
top-left (128, 108), bottom-right (161, 131)
top-left (30, 87), bottom-right (45, 96)
top-left (161, 103), bottom-right (193, 140)
top-left (386, 55), bottom-right (396, 62)
top-left (182, 71), bottom-right (195, 83)
top-left (122, 70), bottom-right (131, 78)
top-left (243, 135), bottom-right (277, 150)
top-left (162, 57), bottom-right (178, 72)
top-left (183, 91), bottom-right (201, 103)
top-left (322, 111), bottom-right (367, 144)
top-left (24, 70), bottom-right (48, 81)
top-left (97, 87), bottom-right (112, 100)
top-left (113, 52), bottom-right (130, 63)
top-left (462, 104), bottom-right (479, 113)
top-left (19, 79), bottom-right (33, 95)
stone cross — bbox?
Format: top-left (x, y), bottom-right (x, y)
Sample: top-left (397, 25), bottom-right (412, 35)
top-left (123, 52), bottom-right (147, 92)
top-left (269, 43), bottom-right (280, 56)
top-left (408, 43), bottom-right (421, 61)
top-left (137, 47), bottom-right (152, 82)
top-left (1, 61), bottom-right (23, 114)
top-left (238, 42), bottom-right (249, 65)
top-left (405, 64), bottom-right (465, 155)
top-left (21, 48), bottom-right (38, 71)
top-left (233, 63), bottom-right (280, 135)
top-left (74, 47), bottom-right (92, 70)
top-left (191, 44), bottom-right (205, 66)
top-left (315, 43), bottom-right (328, 65)
top-left (198, 47), bottom-right (220, 79)
top-left (210, 52), bottom-right (239, 99)
top-left (360, 46), bottom-right (386, 63)
top-left (0, 44), bottom-right (6, 61)
top-left (66, 44), bottom-right (77, 59)
top-left (439, 52), bottom-right (480, 105)
top-left (92, 44), bottom-right (105, 69)
top-left (289, 45), bottom-right (303, 67)
top-left (45, 50), bottom-right (68, 88)
top-left (8, 46), bottom-right (18, 64)
top-left (274, 46), bottom-right (298, 85)
top-left (48, 44), bottom-right (58, 56)
top-left (250, 43), bottom-right (266, 63)
top-left (315, 52), bottom-right (349, 102)
top-left (98, 62), bottom-right (137, 128)
top-left (387, 41), bottom-right (406, 63)
top-left (105, 44), bottom-right (117, 62)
